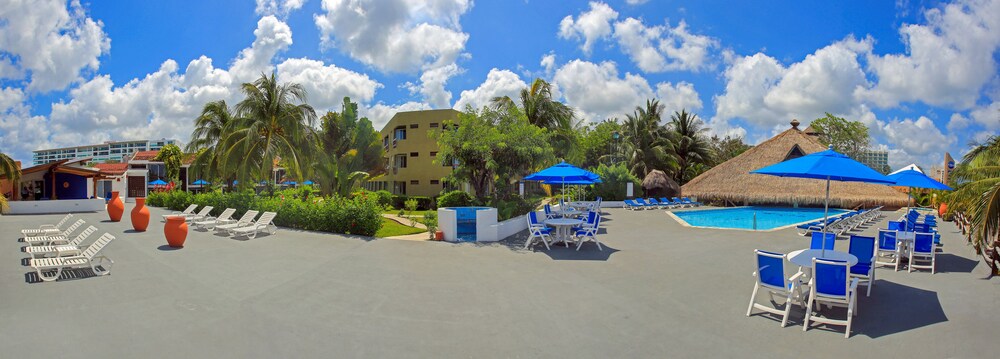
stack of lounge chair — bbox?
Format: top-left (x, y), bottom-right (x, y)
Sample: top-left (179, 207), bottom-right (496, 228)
top-left (624, 197), bottom-right (703, 210)
top-left (796, 207), bottom-right (883, 237)
top-left (19, 216), bottom-right (116, 283)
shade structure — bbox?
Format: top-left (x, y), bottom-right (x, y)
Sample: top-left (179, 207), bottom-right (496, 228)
top-left (149, 179), bottom-right (168, 186)
top-left (192, 179), bottom-right (209, 185)
top-left (888, 170), bottom-right (952, 191)
top-left (751, 146), bottom-right (893, 255)
top-left (525, 161), bottom-right (602, 202)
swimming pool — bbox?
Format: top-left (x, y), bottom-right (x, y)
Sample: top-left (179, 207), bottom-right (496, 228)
top-left (670, 206), bottom-right (848, 230)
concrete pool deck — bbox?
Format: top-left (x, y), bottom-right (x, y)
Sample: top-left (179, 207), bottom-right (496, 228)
top-left (2, 205), bottom-right (999, 358)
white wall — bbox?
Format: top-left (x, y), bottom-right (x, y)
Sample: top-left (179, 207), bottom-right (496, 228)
top-left (438, 208), bottom-right (458, 242)
top-left (474, 208), bottom-right (499, 242)
top-left (8, 199), bottom-right (105, 214)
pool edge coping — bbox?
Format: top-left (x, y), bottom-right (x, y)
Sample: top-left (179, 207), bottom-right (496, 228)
top-left (665, 206), bottom-right (846, 232)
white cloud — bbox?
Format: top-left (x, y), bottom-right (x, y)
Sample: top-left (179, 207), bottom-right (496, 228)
top-left (0, 87), bottom-right (51, 161)
top-left (229, 16), bottom-right (293, 83)
top-left (0, 0), bottom-right (110, 92)
top-left (879, 116), bottom-right (953, 168)
top-left (613, 17), bottom-right (717, 72)
top-left (558, 1), bottom-right (619, 55)
top-left (625, 0), bottom-right (649, 4)
top-left (255, 0), bottom-right (306, 18)
top-left (969, 101), bottom-right (1000, 130)
top-left (276, 58), bottom-right (382, 111)
top-left (416, 63), bottom-right (462, 108)
top-left (860, 0), bottom-right (1000, 109)
top-left (313, 0), bottom-right (471, 74)
top-left (655, 81), bottom-right (702, 112)
top-left (454, 68), bottom-right (528, 111)
top-left (553, 59), bottom-right (654, 122)
top-left (540, 53), bottom-right (557, 75)
top-left (363, 101), bottom-right (432, 131)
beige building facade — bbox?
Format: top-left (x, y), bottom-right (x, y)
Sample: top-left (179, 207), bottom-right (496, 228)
top-left (365, 109), bottom-right (460, 197)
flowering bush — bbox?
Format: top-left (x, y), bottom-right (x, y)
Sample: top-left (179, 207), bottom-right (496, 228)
top-left (147, 189), bottom-right (382, 236)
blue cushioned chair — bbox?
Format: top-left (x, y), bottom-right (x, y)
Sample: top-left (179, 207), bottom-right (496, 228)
top-left (810, 231), bottom-right (836, 250)
top-left (909, 232), bottom-right (936, 273)
top-left (746, 250), bottom-right (806, 327)
top-left (848, 235), bottom-right (876, 296)
top-left (875, 229), bottom-right (900, 271)
top-left (804, 259), bottom-right (859, 338)
top-left (524, 211), bottom-right (552, 250)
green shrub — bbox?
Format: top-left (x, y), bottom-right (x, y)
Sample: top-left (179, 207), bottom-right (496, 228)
top-left (437, 190), bottom-right (474, 208)
top-left (590, 163), bottom-right (640, 201)
top-left (390, 195), bottom-right (433, 210)
top-left (492, 196), bottom-right (540, 221)
top-left (374, 190), bottom-right (392, 207)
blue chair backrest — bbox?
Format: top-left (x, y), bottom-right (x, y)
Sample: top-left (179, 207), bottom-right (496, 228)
top-left (529, 211), bottom-right (541, 226)
top-left (755, 250), bottom-right (785, 289)
top-left (585, 211), bottom-right (598, 225)
top-left (914, 233), bottom-right (934, 253)
top-left (887, 221), bottom-right (904, 231)
top-left (849, 235), bottom-right (876, 266)
top-left (814, 260), bottom-right (849, 297)
top-left (672, 197), bottom-right (682, 203)
top-left (544, 204), bottom-right (552, 214)
top-left (810, 232), bottom-right (836, 250)
top-left (878, 230), bottom-right (897, 250)
top-left (658, 197), bottom-right (670, 203)
top-left (647, 198), bottom-right (659, 205)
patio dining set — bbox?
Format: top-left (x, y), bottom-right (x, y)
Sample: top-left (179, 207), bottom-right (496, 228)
top-left (524, 199), bottom-right (603, 251)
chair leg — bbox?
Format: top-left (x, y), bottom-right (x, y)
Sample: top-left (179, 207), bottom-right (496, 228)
top-left (867, 273), bottom-right (873, 297)
top-left (781, 291), bottom-right (793, 327)
top-left (746, 284), bottom-right (759, 317)
top-left (802, 296), bottom-right (814, 331)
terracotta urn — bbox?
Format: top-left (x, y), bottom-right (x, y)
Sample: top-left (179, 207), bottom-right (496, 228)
top-left (435, 230), bottom-right (444, 241)
top-left (108, 191), bottom-right (125, 222)
top-left (131, 198), bottom-right (150, 231)
top-left (164, 216), bottom-right (188, 248)
top-left (939, 202), bottom-right (948, 218)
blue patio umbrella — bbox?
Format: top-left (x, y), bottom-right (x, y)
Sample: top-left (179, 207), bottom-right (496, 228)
top-left (149, 179), bottom-right (168, 186)
top-left (303, 180), bottom-right (314, 185)
top-left (525, 161), bottom-right (602, 202)
top-left (751, 146), bottom-right (894, 254)
top-left (887, 169), bottom-right (952, 208)
top-left (192, 179), bottom-right (209, 185)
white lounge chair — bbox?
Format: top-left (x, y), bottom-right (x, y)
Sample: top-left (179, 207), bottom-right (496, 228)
top-left (185, 206), bottom-right (214, 222)
top-left (193, 208), bottom-right (235, 230)
top-left (30, 233), bottom-right (115, 282)
top-left (21, 214), bottom-right (74, 238)
top-left (803, 258), bottom-right (859, 338)
top-left (24, 219), bottom-right (86, 246)
top-left (162, 204), bottom-right (198, 221)
top-left (215, 210), bottom-right (259, 233)
top-left (747, 250), bottom-right (807, 327)
top-left (25, 225), bottom-right (98, 259)
top-left (229, 211), bottom-right (277, 239)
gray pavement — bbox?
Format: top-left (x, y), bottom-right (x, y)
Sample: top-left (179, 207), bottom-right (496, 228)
top-left (1, 205), bottom-right (999, 358)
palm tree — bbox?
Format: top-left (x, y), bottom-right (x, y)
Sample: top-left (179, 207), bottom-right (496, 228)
top-left (946, 136), bottom-right (1000, 275)
top-left (1, 151), bottom-right (18, 213)
top-left (668, 110), bottom-right (714, 184)
top-left (221, 72), bottom-right (318, 187)
top-left (619, 100), bottom-right (677, 178)
top-left (186, 100), bottom-right (233, 181)
top-left (491, 78), bottom-right (579, 161)
top-left (314, 98), bottom-right (383, 197)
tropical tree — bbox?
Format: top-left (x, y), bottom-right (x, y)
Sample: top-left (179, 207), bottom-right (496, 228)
top-left (946, 136), bottom-right (1000, 275)
top-left (221, 72), bottom-right (317, 187)
top-left (809, 113), bottom-right (871, 160)
top-left (1, 151), bottom-right (19, 187)
top-left (186, 100), bottom-right (234, 182)
top-left (491, 78), bottom-right (579, 161)
top-left (153, 144), bottom-right (184, 184)
top-left (668, 110), bottom-right (713, 184)
top-left (578, 119), bottom-right (622, 168)
top-left (709, 134), bottom-right (752, 166)
top-left (619, 99), bottom-right (676, 178)
top-left (314, 97), bottom-right (383, 197)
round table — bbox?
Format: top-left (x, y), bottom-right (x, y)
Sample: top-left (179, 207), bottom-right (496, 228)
top-left (788, 249), bottom-right (858, 267)
top-left (544, 218), bottom-right (584, 247)
top-left (567, 201), bottom-right (593, 210)
top-left (556, 208), bottom-right (582, 218)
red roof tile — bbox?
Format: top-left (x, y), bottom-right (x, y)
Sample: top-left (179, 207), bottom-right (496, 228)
top-left (132, 150), bottom-right (160, 161)
top-left (93, 163), bottom-right (128, 175)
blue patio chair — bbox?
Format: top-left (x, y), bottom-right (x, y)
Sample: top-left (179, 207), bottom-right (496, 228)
top-left (645, 198), bottom-right (663, 209)
top-left (746, 250), bottom-right (806, 327)
top-left (803, 258), bottom-right (859, 338)
top-left (524, 211), bottom-right (552, 250)
top-left (623, 199), bottom-right (641, 210)
top-left (573, 211), bottom-right (602, 251)
top-left (887, 221), bottom-right (905, 231)
top-left (848, 235), bottom-right (876, 296)
top-left (634, 198), bottom-right (651, 209)
top-left (681, 197), bottom-right (702, 206)
top-left (671, 197), bottom-right (690, 208)
top-left (875, 229), bottom-right (900, 271)
top-left (909, 233), bottom-right (936, 274)
top-left (657, 198), bottom-right (676, 209)
top-left (543, 204), bottom-right (556, 219)
top-left (810, 231), bottom-right (836, 250)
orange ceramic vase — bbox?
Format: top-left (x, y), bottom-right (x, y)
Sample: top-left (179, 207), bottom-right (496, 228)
top-left (131, 198), bottom-right (150, 231)
top-left (939, 202), bottom-right (948, 217)
top-left (164, 216), bottom-right (188, 248)
top-left (108, 191), bottom-right (125, 222)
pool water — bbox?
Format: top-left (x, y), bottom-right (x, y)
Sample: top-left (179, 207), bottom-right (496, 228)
top-left (671, 206), bottom-right (848, 230)
top-left (447, 206), bottom-right (491, 242)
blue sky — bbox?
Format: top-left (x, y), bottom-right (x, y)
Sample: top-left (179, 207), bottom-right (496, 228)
top-left (1, 0), bottom-right (998, 171)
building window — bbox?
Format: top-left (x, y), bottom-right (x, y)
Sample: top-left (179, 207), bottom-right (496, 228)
top-left (429, 122), bottom-right (439, 128)
top-left (410, 152), bottom-right (419, 157)
top-left (410, 180), bottom-right (419, 185)
top-left (409, 123), bottom-right (418, 129)
top-left (430, 151), bottom-right (437, 157)
top-left (394, 127), bottom-right (407, 140)
top-left (394, 154), bottom-right (407, 168)
top-left (430, 180), bottom-right (440, 185)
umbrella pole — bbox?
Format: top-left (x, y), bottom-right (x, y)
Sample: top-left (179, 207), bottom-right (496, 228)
top-left (822, 177), bottom-right (830, 257)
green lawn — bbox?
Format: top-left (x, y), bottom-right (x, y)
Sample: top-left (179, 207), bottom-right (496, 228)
top-left (375, 218), bottom-right (427, 238)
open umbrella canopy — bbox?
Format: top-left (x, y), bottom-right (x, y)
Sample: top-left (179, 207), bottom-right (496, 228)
top-left (149, 179), bottom-right (168, 186)
top-left (524, 161), bottom-right (601, 184)
top-left (751, 147), bottom-right (894, 184)
top-left (192, 179), bottom-right (209, 185)
top-left (888, 169), bottom-right (952, 190)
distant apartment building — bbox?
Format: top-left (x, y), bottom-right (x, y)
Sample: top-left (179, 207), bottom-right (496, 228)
top-left (364, 109), bottom-right (460, 197)
top-left (857, 149), bottom-right (890, 174)
top-left (32, 139), bottom-right (178, 165)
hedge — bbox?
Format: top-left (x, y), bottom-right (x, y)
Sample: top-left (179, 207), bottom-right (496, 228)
top-left (147, 189), bottom-right (383, 237)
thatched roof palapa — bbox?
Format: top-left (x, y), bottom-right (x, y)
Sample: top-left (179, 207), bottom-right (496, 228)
top-left (681, 120), bottom-right (909, 209)
top-left (642, 169), bottom-right (680, 198)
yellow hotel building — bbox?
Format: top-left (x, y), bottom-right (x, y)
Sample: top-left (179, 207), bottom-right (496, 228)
top-left (365, 109), bottom-right (460, 197)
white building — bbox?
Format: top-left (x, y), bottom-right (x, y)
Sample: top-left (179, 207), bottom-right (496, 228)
top-left (32, 139), bottom-right (179, 165)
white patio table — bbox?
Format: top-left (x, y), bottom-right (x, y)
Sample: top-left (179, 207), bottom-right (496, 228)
top-left (788, 249), bottom-right (858, 268)
top-left (556, 208), bottom-right (582, 218)
top-left (544, 218), bottom-right (584, 247)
